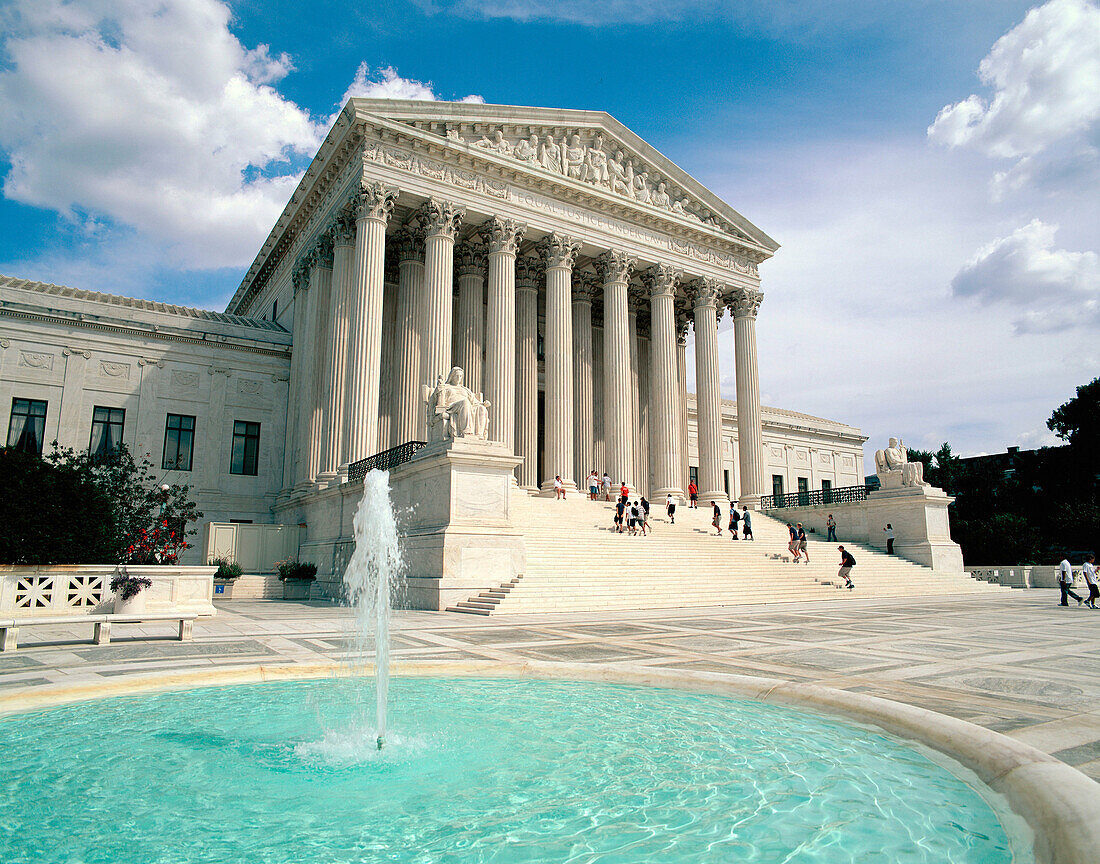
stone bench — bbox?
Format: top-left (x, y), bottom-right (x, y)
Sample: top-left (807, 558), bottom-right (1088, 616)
top-left (0, 613), bottom-right (198, 651)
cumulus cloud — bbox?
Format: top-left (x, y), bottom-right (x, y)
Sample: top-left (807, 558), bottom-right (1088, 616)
top-left (928, 0), bottom-right (1100, 195)
top-left (951, 220), bottom-right (1100, 333)
top-left (337, 63), bottom-right (484, 109)
top-left (0, 0), bottom-right (484, 271)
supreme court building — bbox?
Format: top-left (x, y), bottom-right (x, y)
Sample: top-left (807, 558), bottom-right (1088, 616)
top-left (0, 99), bottom-right (866, 569)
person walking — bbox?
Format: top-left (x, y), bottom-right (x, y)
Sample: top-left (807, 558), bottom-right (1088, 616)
top-left (587, 470), bottom-right (599, 501)
top-left (614, 496), bottom-right (626, 533)
top-left (797, 523), bottom-right (809, 564)
top-left (628, 501), bottom-right (641, 535)
top-left (640, 496), bottom-right (651, 534)
top-left (787, 522), bottom-right (800, 562)
top-left (665, 493), bottom-right (676, 524)
top-left (884, 523), bottom-right (895, 554)
top-left (554, 475), bottom-right (565, 500)
top-left (619, 482), bottom-right (629, 505)
top-left (826, 514), bottom-right (837, 542)
top-left (741, 508), bottom-right (753, 540)
top-left (728, 505), bottom-right (740, 540)
top-left (711, 501), bottom-right (723, 535)
top-left (1083, 554), bottom-right (1098, 609)
top-left (602, 472), bottom-right (612, 501)
top-left (1059, 556), bottom-right (1084, 607)
top-left (688, 481), bottom-right (698, 508)
top-left (837, 546), bottom-right (856, 589)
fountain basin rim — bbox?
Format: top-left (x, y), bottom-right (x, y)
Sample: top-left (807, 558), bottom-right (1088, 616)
top-left (1, 658), bottom-right (1096, 864)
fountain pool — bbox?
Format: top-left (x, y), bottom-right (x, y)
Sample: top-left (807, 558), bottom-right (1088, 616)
top-left (0, 675), bottom-right (1031, 864)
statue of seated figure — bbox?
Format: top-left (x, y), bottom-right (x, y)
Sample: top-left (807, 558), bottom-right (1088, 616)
top-left (874, 437), bottom-right (930, 489)
top-left (422, 367), bottom-right (490, 443)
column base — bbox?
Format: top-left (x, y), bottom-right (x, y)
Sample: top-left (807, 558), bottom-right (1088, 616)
top-left (654, 486), bottom-right (686, 504)
top-left (737, 493), bottom-right (762, 510)
top-left (698, 490), bottom-right (729, 505)
top-left (539, 479), bottom-right (578, 497)
top-left (315, 471), bottom-right (339, 489)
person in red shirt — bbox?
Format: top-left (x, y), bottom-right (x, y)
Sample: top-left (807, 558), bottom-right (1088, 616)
top-left (619, 482), bottom-right (629, 505)
top-left (688, 481), bottom-right (698, 508)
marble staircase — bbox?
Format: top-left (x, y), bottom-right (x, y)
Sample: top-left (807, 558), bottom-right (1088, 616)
top-left (446, 494), bottom-right (1003, 615)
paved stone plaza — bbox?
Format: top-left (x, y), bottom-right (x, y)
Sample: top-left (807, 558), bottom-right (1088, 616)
top-left (2, 592), bottom-right (1098, 782)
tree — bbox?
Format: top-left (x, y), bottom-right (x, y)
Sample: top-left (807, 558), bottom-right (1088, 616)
top-left (1048, 377), bottom-right (1100, 450)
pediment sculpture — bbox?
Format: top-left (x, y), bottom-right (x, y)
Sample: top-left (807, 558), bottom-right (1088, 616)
top-left (874, 437), bottom-right (930, 490)
top-left (422, 367), bottom-right (490, 442)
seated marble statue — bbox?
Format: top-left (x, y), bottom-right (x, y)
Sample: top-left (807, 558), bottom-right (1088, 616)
top-left (422, 367), bottom-right (490, 442)
top-left (874, 437), bottom-right (929, 489)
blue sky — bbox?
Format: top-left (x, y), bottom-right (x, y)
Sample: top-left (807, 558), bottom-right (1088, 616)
top-left (1, 0), bottom-right (1097, 456)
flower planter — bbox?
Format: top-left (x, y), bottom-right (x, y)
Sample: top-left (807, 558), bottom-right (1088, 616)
top-left (213, 579), bottom-right (236, 599)
top-left (282, 578), bottom-right (313, 601)
top-left (114, 591), bottom-right (147, 616)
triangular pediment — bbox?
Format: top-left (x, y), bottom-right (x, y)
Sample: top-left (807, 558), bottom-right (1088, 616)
top-left (348, 99), bottom-right (778, 255)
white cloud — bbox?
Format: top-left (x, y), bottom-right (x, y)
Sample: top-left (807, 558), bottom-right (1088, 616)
top-left (951, 220), bottom-right (1100, 333)
top-left (337, 64), bottom-right (484, 110)
top-left (928, 0), bottom-right (1100, 195)
top-left (0, 0), bottom-right (484, 271)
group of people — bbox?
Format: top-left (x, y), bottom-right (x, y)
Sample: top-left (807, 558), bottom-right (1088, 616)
top-left (709, 501), bottom-right (754, 540)
top-left (1057, 554), bottom-right (1098, 609)
top-left (613, 491), bottom-right (651, 535)
top-left (785, 522), bottom-right (809, 563)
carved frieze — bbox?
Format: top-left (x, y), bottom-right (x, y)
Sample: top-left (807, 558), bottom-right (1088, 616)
top-left (18, 351), bottom-right (54, 370)
top-left (171, 371), bottom-right (200, 388)
top-left (364, 141), bottom-right (508, 200)
top-left (99, 360), bottom-right (131, 379)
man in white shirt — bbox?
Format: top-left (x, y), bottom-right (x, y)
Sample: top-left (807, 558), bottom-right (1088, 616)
top-left (586, 471), bottom-right (599, 501)
top-left (601, 472), bottom-right (612, 502)
top-left (1082, 554), bottom-right (1098, 609)
top-left (1058, 557), bottom-right (1084, 607)
top-left (665, 493), bottom-right (676, 524)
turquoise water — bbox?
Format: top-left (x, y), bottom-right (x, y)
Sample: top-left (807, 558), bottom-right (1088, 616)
top-left (0, 678), bottom-right (1027, 863)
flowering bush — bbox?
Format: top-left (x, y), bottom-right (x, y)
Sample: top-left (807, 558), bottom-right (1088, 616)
top-left (275, 559), bottom-right (317, 582)
top-left (211, 557), bottom-right (243, 580)
top-left (110, 574), bottom-right (153, 602)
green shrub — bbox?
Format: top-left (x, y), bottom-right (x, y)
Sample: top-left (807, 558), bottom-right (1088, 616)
top-left (275, 559), bottom-right (317, 581)
top-left (210, 557), bottom-right (244, 580)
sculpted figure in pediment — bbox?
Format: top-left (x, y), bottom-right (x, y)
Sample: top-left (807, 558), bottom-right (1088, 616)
top-left (607, 150), bottom-right (633, 195)
top-left (584, 133), bottom-right (610, 186)
top-left (564, 133), bottom-right (586, 180)
top-left (540, 134), bottom-right (563, 173)
top-left (445, 126), bottom-right (464, 143)
top-left (475, 130), bottom-right (511, 155)
top-left (652, 180), bottom-right (672, 209)
top-left (632, 169), bottom-right (651, 203)
top-left (513, 133), bottom-right (539, 163)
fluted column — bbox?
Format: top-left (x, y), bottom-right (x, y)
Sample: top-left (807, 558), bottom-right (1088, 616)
top-left (482, 218), bottom-right (525, 450)
top-left (598, 250), bottom-right (636, 490)
top-left (514, 258), bottom-right (540, 490)
top-left (419, 199), bottom-right (464, 390)
top-left (379, 254), bottom-right (399, 453)
top-left (676, 308), bottom-right (691, 494)
top-left (592, 321), bottom-right (605, 474)
top-left (455, 241), bottom-right (486, 394)
top-left (281, 260), bottom-right (311, 493)
top-left (572, 271), bottom-right (596, 487)
top-left (539, 232), bottom-right (581, 494)
top-left (391, 227), bottom-right (425, 446)
top-left (646, 264), bottom-right (684, 499)
top-left (317, 215), bottom-right (354, 483)
top-left (304, 235), bottom-right (334, 486)
top-left (292, 250), bottom-right (324, 490)
top-left (691, 277), bottom-right (726, 502)
top-left (627, 295), bottom-right (644, 496)
top-left (343, 181), bottom-right (397, 467)
top-left (732, 287), bottom-right (766, 508)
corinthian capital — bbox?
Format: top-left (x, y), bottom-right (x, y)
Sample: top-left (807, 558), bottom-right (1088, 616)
top-left (331, 211), bottom-right (356, 247)
top-left (355, 180), bottom-right (398, 221)
top-left (481, 217), bottom-right (527, 255)
top-left (688, 276), bottom-right (723, 310)
top-left (418, 199), bottom-right (465, 238)
top-left (730, 287), bottom-right (764, 319)
top-left (644, 263), bottom-right (681, 297)
top-left (292, 257), bottom-right (311, 292)
top-left (393, 227), bottom-right (421, 263)
top-left (596, 249), bottom-right (635, 285)
top-left (515, 256), bottom-right (542, 290)
top-left (539, 232), bottom-right (582, 269)
top-left (455, 240), bottom-right (487, 277)
top-left (311, 233), bottom-right (334, 269)
top-left (572, 269), bottom-right (598, 303)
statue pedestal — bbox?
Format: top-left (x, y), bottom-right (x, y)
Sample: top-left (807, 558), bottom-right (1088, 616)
top-left (389, 438), bottom-right (525, 611)
top-left (862, 485), bottom-right (963, 573)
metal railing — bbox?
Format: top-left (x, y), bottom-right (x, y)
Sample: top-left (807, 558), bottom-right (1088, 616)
top-left (347, 441), bottom-right (427, 481)
top-left (759, 483), bottom-right (873, 511)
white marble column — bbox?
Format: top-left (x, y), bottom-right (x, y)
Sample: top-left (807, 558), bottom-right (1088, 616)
top-left (281, 261), bottom-right (310, 492)
top-left (628, 294), bottom-right (643, 496)
top-left (304, 236), bottom-right (334, 486)
top-left (572, 271), bottom-right (596, 487)
top-left (454, 240), bottom-right (486, 394)
top-left (676, 309), bottom-right (691, 495)
top-left (343, 181), bottom-right (397, 467)
top-left (733, 287), bottom-right (766, 508)
top-left (419, 199), bottom-right (464, 391)
top-left (691, 277), bottom-right (726, 502)
top-left (514, 258), bottom-right (540, 490)
top-left (645, 264), bottom-right (684, 499)
top-left (482, 217), bottom-right (525, 451)
top-left (539, 232), bottom-right (581, 494)
top-left (378, 253), bottom-right (399, 453)
top-left (390, 226), bottom-right (425, 446)
top-left (592, 321), bottom-right (606, 474)
top-left (317, 215), bottom-right (354, 483)
top-left (597, 250), bottom-right (636, 490)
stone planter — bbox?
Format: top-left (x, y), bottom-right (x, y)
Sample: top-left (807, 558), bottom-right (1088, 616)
top-left (213, 579), bottom-right (236, 599)
top-left (282, 578), bottom-right (313, 601)
top-left (113, 590), bottom-right (147, 616)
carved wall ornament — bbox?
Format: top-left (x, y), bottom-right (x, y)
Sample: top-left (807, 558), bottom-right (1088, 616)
top-left (137, 357), bottom-right (163, 367)
top-left (644, 262), bottom-right (681, 297)
top-left (61, 347), bottom-right (90, 358)
top-left (331, 211), bottom-right (356, 246)
top-left (689, 277), bottom-right (724, 309)
top-left (355, 180), bottom-right (399, 222)
top-left (291, 258), bottom-right (311, 292)
top-left (539, 232), bottom-right (582, 270)
top-left (171, 371), bottom-right (200, 388)
top-left (571, 270), bottom-right (599, 303)
top-left (596, 250), bottom-right (636, 285)
top-left (237, 379), bottom-right (263, 395)
top-left (515, 256), bottom-right (542, 290)
top-left (454, 240), bottom-right (487, 277)
top-left (417, 199), bottom-right (465, 238)
top-left (730, 287), bottom-right (764, 320)
top-left (0, 339), bottom-right (9, 349)
top-left (99, 360), bottom-right (131, 379)
top-left (312, 232), bottom-right (334, 269)
top-left (363, 141), bottom-right (508, 200)
top-left (480, 217), bottom-right (526, 255)
top-left (393, 226), bottom-right (422, 263)
top-left (18, 351), bottom-right (54, 370)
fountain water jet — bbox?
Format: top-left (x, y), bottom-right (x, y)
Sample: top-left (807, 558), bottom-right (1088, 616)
top-left (341, 469), bottom-right (403, 750)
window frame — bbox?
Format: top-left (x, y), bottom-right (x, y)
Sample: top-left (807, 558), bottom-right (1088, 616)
top-left (7, 397), bottom-right (48, 455)
top-left (230, 420), bottom-right (261, 476)
top-left (89, 406), bottom-right (125, 457)
top-left (162, 413), bottom-right (196, 471)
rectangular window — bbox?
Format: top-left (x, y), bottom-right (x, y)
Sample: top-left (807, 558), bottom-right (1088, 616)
top-left (797, 477), bottom-right (810, 506)
top-left (723, 469), bottom-right (730, 498)
top-left (7, 398), bottom-right (48, 455)
top-left (689, 466), bottom-right (698, 489)
top-left (162, 413), bottom-right (196, 471)
top-left (822, 479), bottom-right (833, 504)
top-left (230, 420), bottom-right (260, 475)
top-left (772, 474), bottom-right (784, 499)
top-left (89, 406), bottom-right (125, 457)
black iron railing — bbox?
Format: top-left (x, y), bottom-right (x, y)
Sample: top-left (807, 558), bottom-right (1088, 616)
top-left (759, 483), bottom-right (873, 511)
top-left (347, 441), bottom-right (427, 481)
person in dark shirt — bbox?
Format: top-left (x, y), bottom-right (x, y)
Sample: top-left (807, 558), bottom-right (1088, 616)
top-left (741, 509), bottom-right (753, 540)
top-left (837, 546), bottom-right (856, 589)
top-left (614, 498), bottom-right (626, 533)
top-left (728, 506), bottom-right (740, 540)
top-left (711, 501), bottom-right (722, 535)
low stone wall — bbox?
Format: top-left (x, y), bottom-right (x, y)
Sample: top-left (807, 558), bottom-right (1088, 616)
top-left (0, 565), bottom-right (216, 617)
top-left (967, 565), bottom-right (1080, 589)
